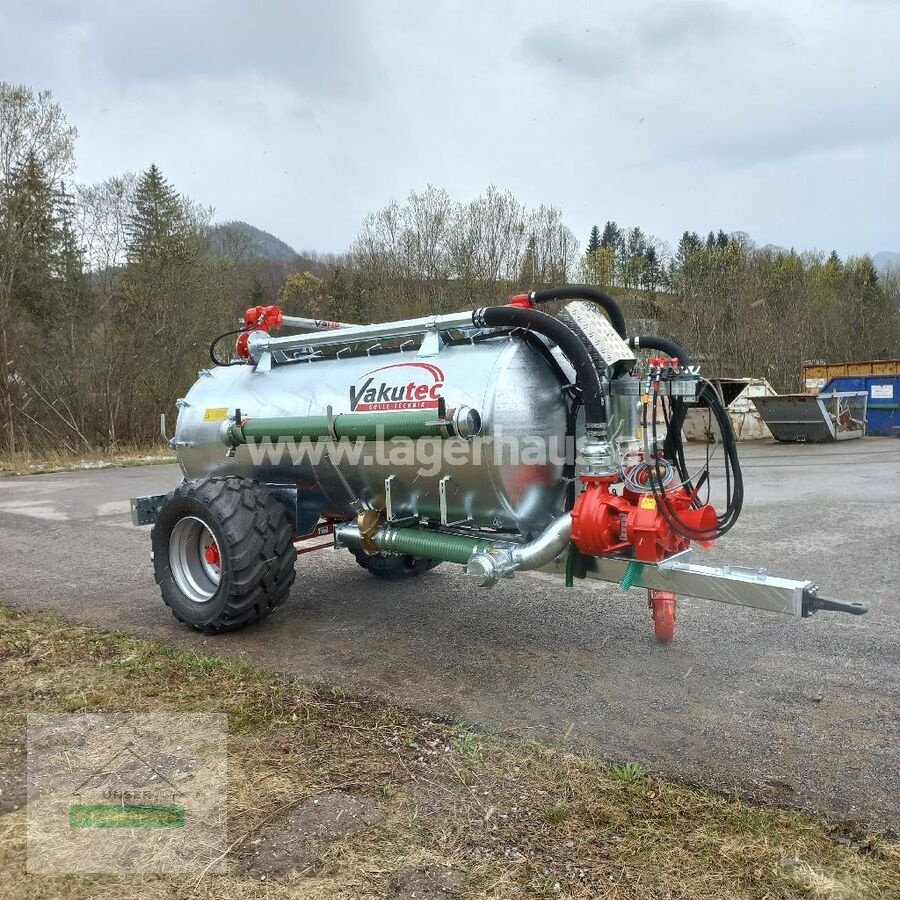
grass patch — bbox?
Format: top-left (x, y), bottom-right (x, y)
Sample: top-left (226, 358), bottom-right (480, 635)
top-left (610, 762), bottom-right (649, 786)
top-left (0, 446), bottom-right (175, 477)
top-left (0, 603), bottom-right (897, 898)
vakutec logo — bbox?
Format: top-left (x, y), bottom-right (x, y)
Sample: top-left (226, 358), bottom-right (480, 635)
top-left (350, 362), bottom-right (445, 412)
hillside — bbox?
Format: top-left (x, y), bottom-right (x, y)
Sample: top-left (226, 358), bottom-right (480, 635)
top-left (209, 220), bottom-right (300, 262)
top-left (874, 251), bottom-right (900, 275)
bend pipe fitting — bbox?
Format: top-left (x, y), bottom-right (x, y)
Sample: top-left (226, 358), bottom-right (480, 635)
top-left (467, 513), bottom-right (572, 586)
top-left (508, 513), bottom-right (573, 570)
top-left (627, 335), bottom-right (690, 367)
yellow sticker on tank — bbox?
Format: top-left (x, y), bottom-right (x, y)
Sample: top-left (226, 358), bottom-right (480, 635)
top-left (203, 407), bottom-right (229, 422)
top-left (639, 496), bottom-right (657, 510)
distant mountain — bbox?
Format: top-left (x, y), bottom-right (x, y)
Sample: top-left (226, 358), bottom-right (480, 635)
top-left (873, 251), bottom-right (900, 276)
top-left (209, 220), bottom-right (299, 262)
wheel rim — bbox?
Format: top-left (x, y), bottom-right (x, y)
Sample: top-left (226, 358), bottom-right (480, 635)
top-left (169, 516), bottom-right (221, 603)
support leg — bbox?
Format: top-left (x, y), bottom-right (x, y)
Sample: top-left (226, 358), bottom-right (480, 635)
top-left (649, 589), bottom-right (677, 643)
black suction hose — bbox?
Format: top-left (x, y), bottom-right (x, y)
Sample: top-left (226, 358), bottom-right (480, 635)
top-left (529, 285), bottom-right (627, 339)
top-left (626, 335), bottom-right (689, 366)
top-left (474, 305), bottom-right (606, 428)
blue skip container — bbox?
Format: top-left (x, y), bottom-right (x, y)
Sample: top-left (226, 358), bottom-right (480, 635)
top-left (822, 374), bottom-right (900, 436)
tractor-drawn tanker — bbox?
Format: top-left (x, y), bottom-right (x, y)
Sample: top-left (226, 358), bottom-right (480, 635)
top-left (132, 286), bottom-right (866, 641)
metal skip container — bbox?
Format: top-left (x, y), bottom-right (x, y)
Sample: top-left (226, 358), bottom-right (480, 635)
top-left (819, 373), bottom-right (899, 436)
top-left (801, 359), bottom-right (900, 436)
top-left (750, 391), bottom-right (868, 442)
top-left (683, 378), bottom-right (777, 441)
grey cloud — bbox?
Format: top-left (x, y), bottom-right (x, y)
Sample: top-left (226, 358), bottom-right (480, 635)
top-left (4, 0), bottom-right (384, 103)
top-left (518, 2), bottom-right (896, 170)
top-left (520, 26), bottom-right (625, 83)
top-left (2, 0), bottom-right (897, 257)
top-left (521, 1), bottom-right (785, 84)
top-left (635, 1), bottom-right (772, 50)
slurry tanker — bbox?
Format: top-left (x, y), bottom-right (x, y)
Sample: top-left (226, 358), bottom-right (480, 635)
top-left (132, 287), bottom-right (866, 641)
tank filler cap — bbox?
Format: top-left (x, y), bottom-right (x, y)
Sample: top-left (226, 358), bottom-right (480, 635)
top-left (448, 405), bottom-right (482, 439)
top-left (465, 553), bottom-right (501, 587)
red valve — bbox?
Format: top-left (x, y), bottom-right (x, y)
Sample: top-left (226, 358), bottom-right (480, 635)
top-left (507, 293), bottom-right (534, 309)
top-left (236, 305), bottom-right (284, 359)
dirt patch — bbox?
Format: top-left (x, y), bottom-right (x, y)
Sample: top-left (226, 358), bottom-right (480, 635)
top-left (287, 790), bottom-right (384, 840)
top-left (0, 769), bottom-right (26, 814)
top-left (389, 864), bottom-right (465, 899)
top-left (241, 833), bottom-right (320, 879)
top-left (240, 791), bottom-right (384, 878)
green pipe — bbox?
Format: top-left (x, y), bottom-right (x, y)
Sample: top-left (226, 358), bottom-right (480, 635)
top-left (336, 411), bottom-right (444, 440)
top-left (228, 410), bottom-right (447, 446)
top-left (618, 559), bottom-right (643, 591)
top-left (378, 526), bottom-right (496, 565)
top-left (236, 416), bottom-right (330, 443)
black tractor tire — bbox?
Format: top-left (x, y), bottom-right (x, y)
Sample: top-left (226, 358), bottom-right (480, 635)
top-left (151, 477), bottom-right (296, 633)
top-left (350, 547), bottom-right (438, 579)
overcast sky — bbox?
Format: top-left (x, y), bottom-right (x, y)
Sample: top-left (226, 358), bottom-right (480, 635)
top-left (3, 0), bottom-right (898, 257)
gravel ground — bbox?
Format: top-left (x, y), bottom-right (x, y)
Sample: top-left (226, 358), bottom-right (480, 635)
top-left (0, 438), bottom-right (897, 827)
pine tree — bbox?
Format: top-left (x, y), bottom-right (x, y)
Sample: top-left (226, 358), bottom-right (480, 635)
top-left (599, 221), bottom-right (620, 249)
top-left (854, 256), bottom-right (879, 287)
top-left (126, 164), bottom-right (187, 262)
top-left (642, 246), bottom-right (659, 292)
top-left (5, 153), bottom-right (71, 323)
top-left (623, 226), bottom-right (647, 290)
top-left (587, 225), bottom-right (600, 254)
top-left (675, 231), bottom-right (702, 270)
top-left (716, 229), bottom-right (729, 250)
top-left (55, 189), bottom-right (87, 315)
top-left (247, 278), bottom-right (267, 305)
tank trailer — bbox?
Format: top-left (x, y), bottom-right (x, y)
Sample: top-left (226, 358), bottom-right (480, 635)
top-left (131, 287), bottom-right (866, 641)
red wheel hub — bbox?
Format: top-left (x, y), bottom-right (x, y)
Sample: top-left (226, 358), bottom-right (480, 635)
top-left (649, 590), bottom-right (676, 643)
top-left (204, 541), bottom-right (221, 567)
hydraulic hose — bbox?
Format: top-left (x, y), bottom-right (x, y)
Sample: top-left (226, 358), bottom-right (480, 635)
top-left (628, 335), bottom-right (692, 482)
top-left (474, 305), bottom-right (606, 428)
top-left (529, 286), bottom-right (627, 339)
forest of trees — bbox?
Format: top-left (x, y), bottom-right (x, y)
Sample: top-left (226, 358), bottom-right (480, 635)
top-left (1, 83), bottom-right (898, 457)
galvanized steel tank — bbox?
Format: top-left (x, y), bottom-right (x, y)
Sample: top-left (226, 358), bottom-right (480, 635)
top-left (174, 336), bottom-right (569, 535)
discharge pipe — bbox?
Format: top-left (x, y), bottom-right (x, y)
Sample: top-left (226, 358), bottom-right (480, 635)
top-left (335, 513), bottom-right (572, 587)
